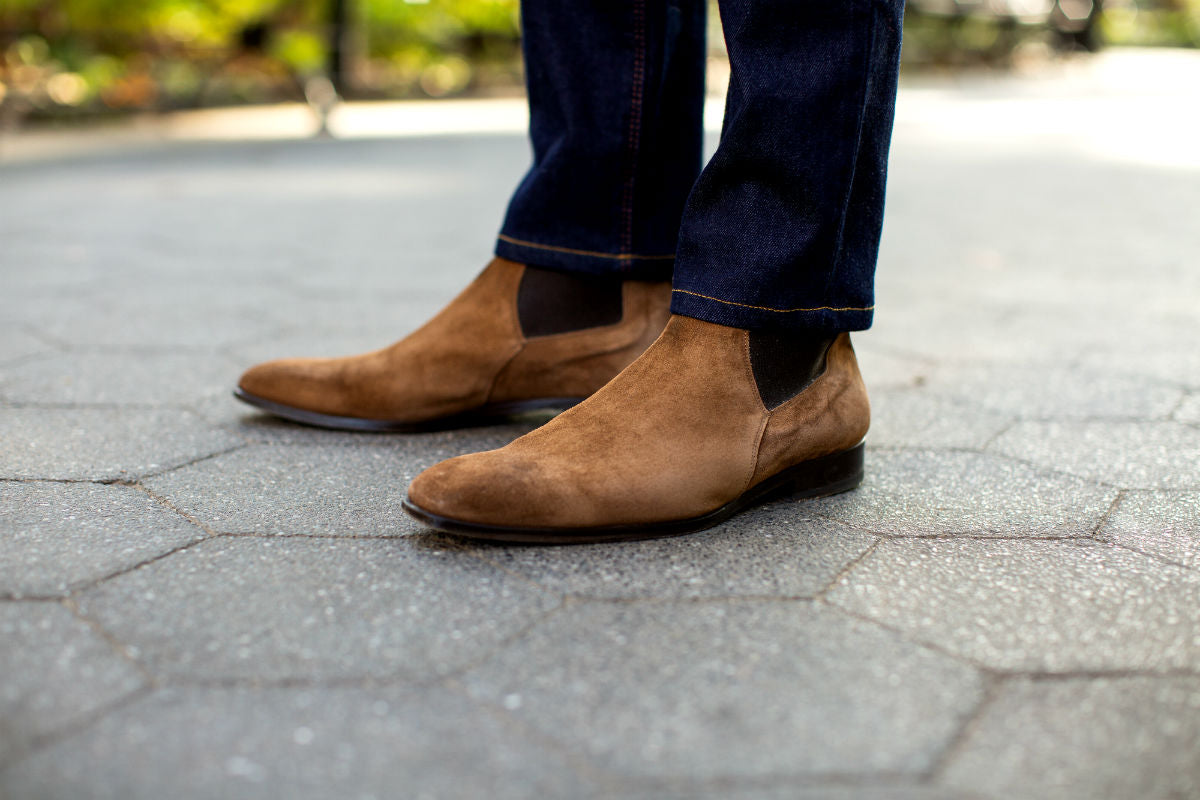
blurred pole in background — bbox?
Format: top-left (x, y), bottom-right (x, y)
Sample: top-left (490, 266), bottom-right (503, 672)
top-left (329, 0), bottom-right (351, 97)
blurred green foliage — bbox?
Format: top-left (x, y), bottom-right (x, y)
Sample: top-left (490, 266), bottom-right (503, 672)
top-left (0, 0), bottom-right (521, 115)
top-left (0, 0), bottom-right (1195, 118)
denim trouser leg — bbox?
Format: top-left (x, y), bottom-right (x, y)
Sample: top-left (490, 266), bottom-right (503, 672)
top-left (495, 0), bottom-right (708, 280)
top-left (497, 0), bottom-right (904, 333)
top-left (671, 0), bottom-right (905, 333)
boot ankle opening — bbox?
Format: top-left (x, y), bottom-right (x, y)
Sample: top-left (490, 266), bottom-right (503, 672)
top-left (517, 265), bottom-right (624, 337)
top-left (748, 330), bottom-right (838, 410)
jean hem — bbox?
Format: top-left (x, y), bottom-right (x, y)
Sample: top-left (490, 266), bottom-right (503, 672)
top-left (669, 289), bottom-right (873, 333)
top-left (495, 235), bottom-right (675, 281)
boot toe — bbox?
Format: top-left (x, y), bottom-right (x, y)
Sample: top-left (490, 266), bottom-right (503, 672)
top-left (407, 450), bottom-right (564, 528)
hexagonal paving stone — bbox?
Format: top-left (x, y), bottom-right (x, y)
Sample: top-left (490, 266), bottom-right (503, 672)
top-left (1176, 393), bottom-right (1200, 424)
top-left (0, 482), bottom-right (205, 598)
top-left (940, 677), bottom-right (1200, 800)
top-left (0, 686), bottom-right (591, 800)
top-left (0, 327), bottom-right (55, 367)
top-left (0, 407), bottom-right (245, 481)
top-left (0, 602), bottom-right (145, 766)
top-left (467, 511), bottom-right (875, 600)
top-left (806, 450), bottom-right (1116, 537)
top-left (827, 538), bottom-right (1200, 672)
top-left (1098, 490), bottom-right (1200, 570)
top-left (921, 364), bottom-right (1182, 422)
top-left (144, 441), bottom-right (524, 536)
top-left (459, 600), bottom-right (984, 780)
top-left (619, 785), bottom-right (978, 800)
top-left (75, 536), bottom-right (559, 683)
top-left (193, 392), bottom-right (545, 450)
top-left (867, 389), bottom-right (1012, 450)
top-left (989, 421), bottom-right (1200, 490)
top-left (0, 351), bottom-right (242, 406)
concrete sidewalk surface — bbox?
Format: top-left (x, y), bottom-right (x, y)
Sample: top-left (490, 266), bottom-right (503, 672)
top-left (2, 48), bottom-right (1199, 799)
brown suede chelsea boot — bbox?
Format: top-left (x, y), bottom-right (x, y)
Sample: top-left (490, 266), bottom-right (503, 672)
top-left (402, 315), bottom-right (870, 543)
top-left (234, 258), bottom-right (671, 431)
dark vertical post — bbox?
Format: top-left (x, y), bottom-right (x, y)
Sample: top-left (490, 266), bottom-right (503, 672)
top-left (329, 0), bottom-right (350, 96)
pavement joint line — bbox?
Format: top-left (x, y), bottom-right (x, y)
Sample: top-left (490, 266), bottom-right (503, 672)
top-left (582, 770), bottom-right (936, 793)
top-left (116, 480), bottom-right (223, 538)
top-left (817, 599), bottom-right (997, 675)
top-left (433, 598), bottom-right (570, 685)
top-left (131, 441), bottom-right (251, 483)
top-left (1099, 539), bottom-right (1198, 574)
top-left (440, 675), bottom-right (620, 790)
top-left (1088, 490), bottom-right (1126, 540)
top-left (559, 594), bottom-right (819, 606)
top-left (959, 443), bottom-right (1193, 493)
top-left (154, 672), bottom-right (449, 691)
top-left (922, 672), bottom-right (1005, 785)
top-left (453, 544), bottom-right (572, 594)
top-left (813, 537), bottom-right (882, 600)
top-left (211, 530), bottom-right (417, 540)
top-left (56, 532), bottom-right (211, 600)
top-left (1166, 391), bottom-right (1193, 421)
top-left (61, 595), bottom-right (159, 688)
top-left (0, 684), bottom-right (156, 775)
top-left (976, 419), bottom-right (1016, 452)
top-left (1011, 668), bottom-right (1200, 681)
top-left (1, 400), bottom-right (205, 411)
top-left (20, 324), bottom-right (73, 352)
top-left (873, 531), bottom-right (1102, 541)
top-left (0, 476), bottom-right (115, 485)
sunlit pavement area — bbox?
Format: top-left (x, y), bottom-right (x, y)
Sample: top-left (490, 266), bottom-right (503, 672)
top-left (2, 47), bottom-right (1199, 799)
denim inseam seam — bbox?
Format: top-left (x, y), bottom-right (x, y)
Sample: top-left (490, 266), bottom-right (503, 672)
top-left (619, 0), bottom-right (649, 258)
top-left (821, 4), bottom-right (880, 304)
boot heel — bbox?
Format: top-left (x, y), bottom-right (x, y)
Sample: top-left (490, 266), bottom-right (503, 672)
top-left (756, 442), bottom-right (865, 504)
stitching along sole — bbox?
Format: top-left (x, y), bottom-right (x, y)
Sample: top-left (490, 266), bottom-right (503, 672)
top-left (401, 442), bottom-right (865, 544)
top-left (232, 388), bottom-right (585, 433)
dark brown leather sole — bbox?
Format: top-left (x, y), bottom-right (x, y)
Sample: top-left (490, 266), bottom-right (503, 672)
top-left (402, 442), bottom-right (865, 544)
top-left (232, 388), bottom-right (585, 433)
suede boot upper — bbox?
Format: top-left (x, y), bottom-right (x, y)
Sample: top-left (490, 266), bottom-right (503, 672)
top-left (237, 258), bottom-right (671, 425)
top-left (406, 315), bottom-right (869, 530)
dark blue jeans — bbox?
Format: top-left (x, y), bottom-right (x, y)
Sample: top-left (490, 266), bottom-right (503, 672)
top-left (494, 0), bottom-right (905, 333)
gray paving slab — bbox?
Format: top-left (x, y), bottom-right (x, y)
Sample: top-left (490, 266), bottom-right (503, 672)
top-left (192, 390), bottom-right (550, 448)
top-left (1098, 490), bottom-right (1200, 570)
top-left (0, 686), bottom-right (591, 800)
top-left (0, 481), bottom-right (205, 598)
top-left (990, 421), bottom-right (1200, 490)
top-left (806, 450), bottom-right (1116, 537)
top-left (851, 339), bottom-right (938, 392)
top-left (0, 350), bottom-right (242, 406)
top-left (621, 786), bottom-right (981, 800)
top-left (467, 512), bottom-right (876, 600)
top-left (145, 439), bottom-right (526, 535)
top-left (1176, 393), bottom-right (1200, 424)
top-left (0, 327), bottom-right (55, 367)
top-left (940, 677), bottom-right (1200, 800)
top-left (75, 535), bottom-right (558, 682)
top-left (1078, 340), bottom-right (1200, 391)
top-left (868, 389), bottom-right (1013, 450)
top-left (0, 406), bottom-right (245, 481)
top-left (828, 538), bottom-right (1200, 672)
top-left (223, 294), bottom-right (451, 363)
top-left (5, 288), bottom-right (290, 351)
top-left (459, 600), bottom-right (984, 779)
top-left (0, 602), bottom-right (145, 767)
top-left (921, 364), bottom-right (1183, 422)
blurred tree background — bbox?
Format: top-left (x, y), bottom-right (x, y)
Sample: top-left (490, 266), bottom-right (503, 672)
top-left (1, 0), bottom-right (1197, 121)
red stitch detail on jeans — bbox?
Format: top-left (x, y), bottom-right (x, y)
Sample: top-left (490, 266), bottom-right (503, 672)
top-left (619, 0), bottom-right (648, 258)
